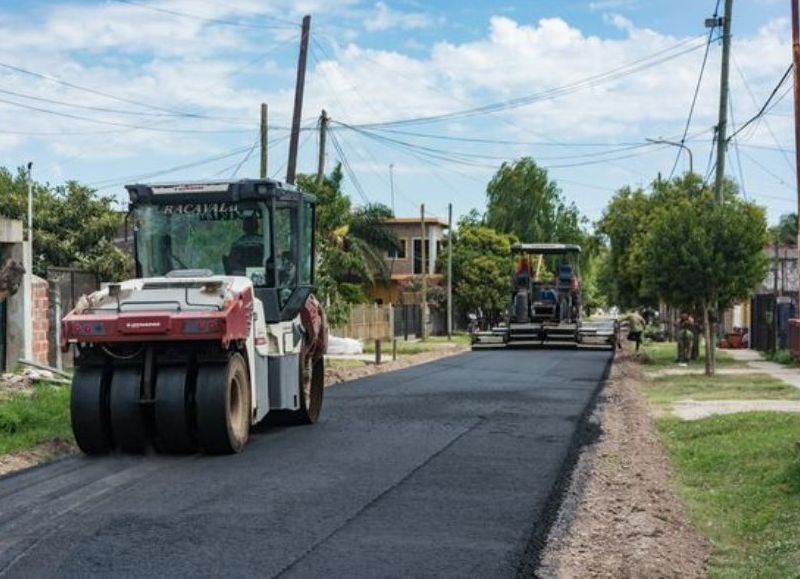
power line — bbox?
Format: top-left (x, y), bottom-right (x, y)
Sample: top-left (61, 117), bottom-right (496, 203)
top-left (727, 64), bottom-right (793, 142)
top-left (669, 0), bottom-right (720, 178)
top-left (0, 96), bottom-right (253, 133)
top-left (111, 0), bottom-right (297, 30)
top-left (728, 92), bottom-right (747, 198)
top-left (352, 35), bottom-right (711, 129)
top-left (328, 129), bottom-right (370, 203)
top-left (91, 143), bottom-right (258, 189)
top-left (732, 56), bottom-right (795, 174)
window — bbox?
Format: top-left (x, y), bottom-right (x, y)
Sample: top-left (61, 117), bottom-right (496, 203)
top-left (388, 238), bottom-right (407, 259)
top-left (134, 202), bottom-right (271, 279)
top-left (412, 238), bottom-right (430, 275)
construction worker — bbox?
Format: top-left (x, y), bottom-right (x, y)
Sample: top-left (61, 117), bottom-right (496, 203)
top-left (625, 311), bottom-right (646, 352)
top-left (677, 312), bottom-right (694, 363)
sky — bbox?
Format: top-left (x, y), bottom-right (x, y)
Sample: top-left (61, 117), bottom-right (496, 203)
top-left (0, 0), bottom-right (795, 225)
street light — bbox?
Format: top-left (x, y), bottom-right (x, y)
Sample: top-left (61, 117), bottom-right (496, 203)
top-left (647, 138), bottom-right (694, 175)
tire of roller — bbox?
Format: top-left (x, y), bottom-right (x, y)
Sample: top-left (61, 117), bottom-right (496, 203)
top-left (154, 365), bottom-right (197, 453)
top-left (70, 366), bottom-right (114, 454)
top-left (195, 354), bottom-right (250, 454)
top-left (109, 366), bottom-right (149, 453)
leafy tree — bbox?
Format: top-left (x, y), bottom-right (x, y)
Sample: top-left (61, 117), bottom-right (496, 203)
top-left (596, 185), bottom-right (656, 309)
top-left (0, 166), bottom-right (131, 280)
top-left (640, 191), bottom-right (768, 375)
top-left (296, 165), bottom-right (399, 326)
top-left (444, 224), bottom-right (516, 327)
top-left (485, 157), bottom-right (585, 245)
top-left (770, 212), bottom-right (797, 245)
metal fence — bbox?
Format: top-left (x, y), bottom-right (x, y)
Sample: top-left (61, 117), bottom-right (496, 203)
top-left (331, 304), bottom-right (394, 341)
top-left (47, 267), bottom-right (99, 368)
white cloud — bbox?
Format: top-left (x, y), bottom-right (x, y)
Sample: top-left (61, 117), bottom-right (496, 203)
top-left (364, 2), bottom-right (433, 31)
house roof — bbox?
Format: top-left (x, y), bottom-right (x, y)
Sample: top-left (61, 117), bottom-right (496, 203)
top-left (384, 217), bottom-right (449, 228)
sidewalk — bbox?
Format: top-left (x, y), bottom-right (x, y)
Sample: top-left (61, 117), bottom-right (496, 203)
top-left (724, 349), bottom-right (800, 388)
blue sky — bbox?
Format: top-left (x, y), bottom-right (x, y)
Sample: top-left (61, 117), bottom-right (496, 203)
top-left (0, 0), bottom-right (794, 225)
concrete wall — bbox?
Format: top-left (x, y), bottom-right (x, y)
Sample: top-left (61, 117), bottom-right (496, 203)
top-left (0, 217), bottom-right (25, 370)
top-left (384, 222), bottom-right (446, 276)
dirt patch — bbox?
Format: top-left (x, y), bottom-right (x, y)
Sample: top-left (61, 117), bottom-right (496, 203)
top-left (324, 344), bottom-right (468, 385)
top-left (539, 348), bottom-right (710, 578)
top-left (0, 438), bottom-right (76, 478)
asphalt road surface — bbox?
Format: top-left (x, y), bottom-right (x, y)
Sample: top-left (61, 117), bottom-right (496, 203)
top-left (0, 348), bottom-right (611, 577)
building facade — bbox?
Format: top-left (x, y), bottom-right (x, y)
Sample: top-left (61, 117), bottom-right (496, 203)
top-left (368, 217), bottom-right (449, 305)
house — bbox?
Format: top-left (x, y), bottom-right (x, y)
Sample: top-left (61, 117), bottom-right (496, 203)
top-left (367, 216), bottom-right (449, 305)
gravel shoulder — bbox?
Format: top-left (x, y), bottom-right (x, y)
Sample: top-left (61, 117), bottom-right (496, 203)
top-left (539, 347), bottom-right (710, 577)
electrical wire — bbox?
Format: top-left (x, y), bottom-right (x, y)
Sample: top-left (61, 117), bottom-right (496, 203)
top-left (328, 130), bottom-right (369, 203)
top-left (668, 0), bottom-right (720, 178)
top-left (111, 0), bottom-right (297, 30)
top-left (728, 92), bottom-right (747, 198)
top-left (727, 64), bottom-right (793, 142)
top-left (350, 35), bottom-right (712, 129)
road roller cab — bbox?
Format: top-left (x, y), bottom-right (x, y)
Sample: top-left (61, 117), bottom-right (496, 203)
top-left (62, 179), bottom-right (328, 455)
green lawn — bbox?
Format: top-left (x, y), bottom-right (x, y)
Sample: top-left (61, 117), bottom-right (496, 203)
top-left (0, 384), bottom-right (72, 454)
top-left (641, 341), bottom-right (746, 371)
top-left (326, 358), bottom-right (368, 370)
top-left (644, 373), bottom-right (800, 406)
top-left (658, 412), bottom-right (800, 577)
top-left (362, 334), bottom-right (469, 355)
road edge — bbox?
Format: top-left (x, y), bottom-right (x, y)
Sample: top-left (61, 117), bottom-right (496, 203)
top-left (515, 350), bottom-right (614, 576)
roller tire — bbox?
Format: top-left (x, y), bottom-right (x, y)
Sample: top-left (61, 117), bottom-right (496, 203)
top-left (70, 366), bottom-right (114, 454)
top-left (282, 353), bottom-right (324, 425)
top-left (195, 354), bottom-right (251, 454)
top-left (154, 365), bottom-right (197, 453)
top-left (109, 367), bottom-right (149, 453)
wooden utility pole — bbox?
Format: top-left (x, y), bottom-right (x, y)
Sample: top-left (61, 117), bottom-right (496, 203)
top-left (420, 204), bottom-right (427, 340)
top-left (286, 15), bottom-right (311, 185)
top-left (317, 109), bottom-right (328, 184)
top-left (791, 0), bottom-right (800, 258)
top-left (713, 0), bottom-right (733, 203)
top-left (447, 203), bottom-right (453, 340)
top-left (260, 103), bottom-right (268, 179)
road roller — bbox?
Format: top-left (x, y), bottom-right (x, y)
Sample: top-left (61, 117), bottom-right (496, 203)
top-left (61, 179), bottom-right (328, 454)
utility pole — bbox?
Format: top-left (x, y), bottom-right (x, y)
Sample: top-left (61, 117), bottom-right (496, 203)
top-left (420, 204), bottom-right (427, 340)
top-left (24, 161), bottom-right (33, 361)
top-left (791, 0), bottom-right (800, 262)
top-left (260, 103), bottom-right (268, 179)
top-left (317, 109), bottom-right (328, 184)
top-left (389, 164), bottom-right (395, 214)
top-left (286, 14), bottom-right (311, 185)
top-left (713, 0), bottom-right (733, 203)
top-left (447, 203), bottom-right (453, 340)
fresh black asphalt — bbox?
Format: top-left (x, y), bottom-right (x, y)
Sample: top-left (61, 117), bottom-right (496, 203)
top-left (0, 348), bottom-right (611, 577)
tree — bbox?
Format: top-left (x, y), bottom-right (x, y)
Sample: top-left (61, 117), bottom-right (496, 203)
top-left (485, 157), bottom-right (585, 245)
top-left (596, 185), bottom-right (656, 309)
top-left (641, 192), bottom-right (768, 375)
top-left (770, 212), bottom-right (797, 245)
top-left (0, 166), bottom-right (131, 280)
top-left (445, 224), bottom-right (516, 327)
top-left (296, 165), bottom-right (399, 326)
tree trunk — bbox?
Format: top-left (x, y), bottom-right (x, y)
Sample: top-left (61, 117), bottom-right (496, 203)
top-left (703, 305), bottom-right (715, 376)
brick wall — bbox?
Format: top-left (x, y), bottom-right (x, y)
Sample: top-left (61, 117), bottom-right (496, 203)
top-left (32, 275), bottom-right (49, 364)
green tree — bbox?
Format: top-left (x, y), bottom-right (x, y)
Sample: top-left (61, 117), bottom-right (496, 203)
top-left (641, 192), bottom-right (768, 375)
top-left (485, 157), bottom-right (585, 245)
top-left (770, 212), bottom-right (797, 245)
top-left (296, 165), bottom-right (399, 326)
top-left (0, 167), bottom-right (131, 280)
top-left (596, 185), bottom-right (656, 308)
top-left (445, 224), bottom-right (516, 326)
